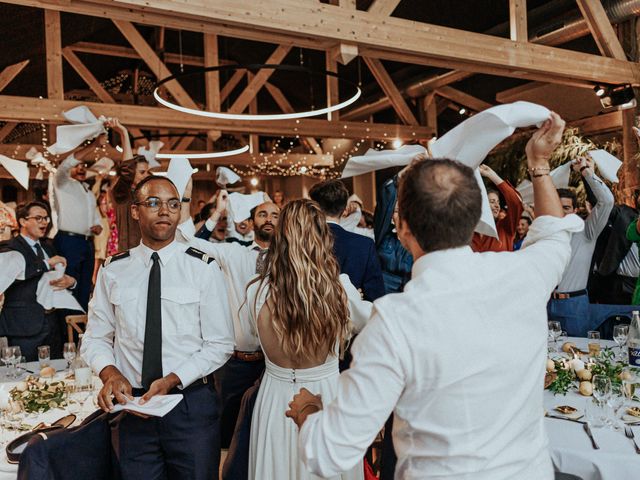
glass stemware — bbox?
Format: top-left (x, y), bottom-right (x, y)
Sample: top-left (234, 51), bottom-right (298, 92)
top-left (1, 348), bottom-right (12, 376)
top-left (548, 321), bottom-right (562, 352)
top-left (613, 325), bottom-right (629, 360)
top-left (592, 374), bottom-right (612, 427)
top-left (63, 342), bottom-right (76, 374)
top-left (609, 383), bottom-right (626, 430)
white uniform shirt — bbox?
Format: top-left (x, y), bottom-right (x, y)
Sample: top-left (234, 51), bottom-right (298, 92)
top-left (178, 219), bottom-right (260, 351)
top-left (299, 215), bottom-right (584, 480)
top-left (53, 155), bottom-right (101, 235)
top-left (0, 251), bottom-right (25, 294)
top-left (81, 240), bottom-right (234, 388)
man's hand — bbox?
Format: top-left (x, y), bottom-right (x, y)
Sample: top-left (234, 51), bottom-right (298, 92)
top-left (285, 387), bottom-right (323, 429)
top-left (525, 111), bottom-right (565, 168)
top-left (90, 225), bottom-right (103, 236)
top-left (478, 164), bottom-right (503, 185)
top-left (104, 117), bottom-right (127, 133)
top-left (47, 255), bottom-right (66, 269)
top-left (572, 155), bottom-right (594, 174)
top-left (97, 366), bottom-right (133, 412)
top-left (139, 373), bottom-right (181, 405)
top-left (215, 189), bottom-right (229, 214)
top-left (49, 274), bottom-right (76, 291)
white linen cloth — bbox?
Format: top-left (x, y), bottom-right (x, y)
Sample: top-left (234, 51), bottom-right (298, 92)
top-left (53, 155), bottom-right (101, 235)
top-left (166, 157), bottom-right (193, 199)
top-left (216, 166), bottom-right (241, 187)
top-left (111, 394), bottom-right (183, 417)
top-left (228, 192), bottom-right (265, 223)
top-left (36, 267), bottom-right (83, 312)
top-left (246, 276), bottom-right (365, 480)
top-left (0, 155), bottom-right (29, 190)
top-left (86, 157), bottom-right (114, 179)
top-left (137, 141), bottom-right (163, 169)
top-left (81, 240), bottom-right (234, 388)
top-left (299, 214), bottom-right (584, 480)
top-left (177, 218), bottom-right (262, 351)
top-left (47, 106), bottom-right (107, 155)
top-left (0, 251), bottom-right (25, 294)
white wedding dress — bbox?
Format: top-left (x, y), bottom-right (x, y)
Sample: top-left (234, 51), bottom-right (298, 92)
top-left (246, 275), bottom-right (365, 480)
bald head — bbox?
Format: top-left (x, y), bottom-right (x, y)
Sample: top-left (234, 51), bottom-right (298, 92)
top-left (398, 156), bottom-right (481, 254)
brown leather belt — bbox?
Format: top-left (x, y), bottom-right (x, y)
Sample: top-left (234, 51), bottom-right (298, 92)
top-left (232, 350), bottom-right (264, 362)
top-left (551, 289), bottom-right (588, 300)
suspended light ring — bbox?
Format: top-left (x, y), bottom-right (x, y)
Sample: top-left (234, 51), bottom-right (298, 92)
top-left (153, 64), bottom-right (361, 121)
top-left (155, 145), bottom-right (249, 159)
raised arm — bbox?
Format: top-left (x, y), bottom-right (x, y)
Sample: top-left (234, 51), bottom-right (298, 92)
top-left (574, 156), bottom-right (614, 240)
top-left (105, 118), bottom-right (133, 162)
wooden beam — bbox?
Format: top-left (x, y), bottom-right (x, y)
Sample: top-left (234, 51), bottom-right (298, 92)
top-left (203, 33), bottom-right (221, 141)
top-left (576, 0), bottom-right (627, 60)
top-left (44, 9), bottom-right (63, 100)
top-left (228, 45), bottom-right (291, 114)
top-left (0, 122), bottom-right (17, 142)
top-left (495, 81), bottom-right (545, 103)
top-left (363, 57), bottom-right (419, 125)
top-left (423, 93), bottom-right (437, 133)
top-left (105, 0), bottom-right (640, 85)
top-left (435, 86), bottom-right (492, 112)
top-left (263, 82), bottom-right (323, 154)
top-left (325, 52), bottom-right (340, 121)
top-left (367, 0), bottom-right (401, 16)
top-left (0, 95), bottom-right (433, 140)
top-left (62, 48), bottom-right (114, 103)
top-left (509, 0), bottom-right (527, 43)
top-left (220, 69), bottom-right (246, 103)
top-left (570, 110), bottom-right (622, 135)
top-left (69, 41), bottom-right (206, 67)
top-left (0, 60), bottom-right (30, 92)
top-left (113, 20), bottom-right (199, 110)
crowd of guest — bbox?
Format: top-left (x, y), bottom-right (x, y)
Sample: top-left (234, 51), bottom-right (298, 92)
top-left (0, 112), bottom-right (639, 479)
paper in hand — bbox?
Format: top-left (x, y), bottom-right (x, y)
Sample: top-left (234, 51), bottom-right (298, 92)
top-left (111, 394), bottom-right (183, 417)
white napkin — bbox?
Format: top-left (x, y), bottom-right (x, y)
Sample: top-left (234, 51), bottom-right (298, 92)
top-left (516, 162), bottom-right (572, 205)
top-left (137, 141), bottom-right (163, 169)
top-left (26, 147), bottom-right (57, 174)
top-left (216, 166), bottom-right (241, 187)
top-left (588, 149), bottom-right (622, 183)
top-left (111, 394), bottom-right (183, 417)
top-left (228, 192), bottom-right (265, 222)
top-left (341, 144), bottom-right (427, 178)
top-left (36, 264), bottom-right (84, 312)
top-left (0, 155), bottom-right (29, 189)
top-left (166, 157), bottom-right (193, 198)
top-left (47, 106), bottom-right (107, 155)
top-left (86, 157), bottom-right (114, 178)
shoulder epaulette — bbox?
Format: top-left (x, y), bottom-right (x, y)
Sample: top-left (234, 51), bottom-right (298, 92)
top-left (103, 250), bottom-right (130, 267)
top-left (185, 247), bottom-right (216, 264)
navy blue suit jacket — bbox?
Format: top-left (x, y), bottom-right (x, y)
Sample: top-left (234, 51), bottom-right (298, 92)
top-left (328, 222), bottom-right (385, 301)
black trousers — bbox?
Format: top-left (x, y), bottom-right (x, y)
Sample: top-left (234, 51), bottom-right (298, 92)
top-left (7, 312), bottom-right (52, 362)
top-left (118, 382), bottom-right (221, 480)
top-left (214, 357), bottom-right (264, 448)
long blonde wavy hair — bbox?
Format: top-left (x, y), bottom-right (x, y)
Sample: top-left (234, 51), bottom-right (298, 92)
top-left (250, 199), bottom-right (350, 361)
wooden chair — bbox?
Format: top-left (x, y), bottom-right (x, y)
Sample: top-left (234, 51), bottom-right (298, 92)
top-left (65, 315), bottom-right (87, 344)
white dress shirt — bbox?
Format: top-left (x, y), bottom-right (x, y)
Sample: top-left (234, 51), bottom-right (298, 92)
top-left (178, 219), bottom-right (261, 351)
top-left (20, 234), bottom-right (50, 269)
top-left (53, 155), bottom-right (101, 235)
top-left (0, 251), bottom-right (25, 294)
top-left (81, 240), bottom-right (234, 388)
top-left (299, 214), bottom-right (584, 480)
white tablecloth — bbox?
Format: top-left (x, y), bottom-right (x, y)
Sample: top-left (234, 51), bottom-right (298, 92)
top-left (0, 360), bottom-right (99, 479)
top-left (545, 337), bottom-right (640, 480)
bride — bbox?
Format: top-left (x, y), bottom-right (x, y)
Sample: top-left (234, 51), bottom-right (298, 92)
top-left (246, 199), bottom-right (365, 480)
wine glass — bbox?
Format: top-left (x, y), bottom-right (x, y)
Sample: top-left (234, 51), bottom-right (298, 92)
top-left (548, 321), bottom-right (562, 352)
top-left (609, 383), bottom-right (626, 430)
top-left (63, 342), bottom-right (76, 373)
top-left (613, 325), bottom-right (629, 359)
top-left (593, 375), bottom-right (612, 427)
top-left (588, 331), bottom-right (601, 357)
top-left (1, 347), bottom-right (12, 376)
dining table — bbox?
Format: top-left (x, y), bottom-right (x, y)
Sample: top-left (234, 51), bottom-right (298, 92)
top-left (544, 337), bottom-right (640, 480)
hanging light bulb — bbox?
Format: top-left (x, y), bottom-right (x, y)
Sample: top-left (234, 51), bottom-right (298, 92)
top-left (392, 139), bottom-right (403, 149)
top-left (250, 177), bottom-right (259, 187)
top-left (594, 85), bottom-right (605, 97)
top-left (459, 107), bottom-right (467, 115)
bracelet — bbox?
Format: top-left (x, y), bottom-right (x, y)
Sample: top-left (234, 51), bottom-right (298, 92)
top-left (527, 166), bottom-right (551, 174)
top-left (532, 172), bottom-right (550, 178)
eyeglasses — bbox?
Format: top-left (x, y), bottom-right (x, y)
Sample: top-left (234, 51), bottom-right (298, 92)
top-left (25, 215), bottom-right (50, 223)
top-left (135, 197), bottom-right (181, 212)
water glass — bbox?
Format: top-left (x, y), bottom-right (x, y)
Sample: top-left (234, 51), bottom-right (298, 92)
top-left (63, 342), bottom-right (76, 372)
top-left (588, 331), bottom-right (601, 357)
top-left (37, 345), bottom-right (50, 368)
top-left (548, 321), bottom-right (562, 352)
top-left (613, 325), bottom-right (629, 359)
top-left (1, 347), bottom-right (12, 374)
top-left (9, 347), bottom-right (20, 378)
top-left (609, 383), bottom-right (626, 430)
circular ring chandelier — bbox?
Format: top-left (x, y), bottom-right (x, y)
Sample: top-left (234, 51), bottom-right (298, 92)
top-left (126, 133), bottom-right (249, 159)
top-left (153, 64), bottom-right (361, 121)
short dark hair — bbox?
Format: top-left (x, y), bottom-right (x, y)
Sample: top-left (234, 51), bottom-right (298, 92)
top-left (133, 175), bottom-right (178, 202)
top-left (134, 154), bottom-right (149, 165)
top-left (557, 188), bottom-right (577, 209)
top-left (520, 216), bottom-right (532, 225)
top-left (16, 201), bottom-right (50, 223)
top-left (308, 179), bottom-right (349, 217)
top-left (398, 156), bottom-right (481, 254)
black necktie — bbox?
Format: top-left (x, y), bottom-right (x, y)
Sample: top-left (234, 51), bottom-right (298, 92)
top-left (141, 252), bottom-right (163, 390)
top-left (34, 243), bottom-right (45, 262)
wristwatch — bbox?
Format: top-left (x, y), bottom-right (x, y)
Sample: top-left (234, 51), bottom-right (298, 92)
top-left (181, 197), bottom-right (191, 203)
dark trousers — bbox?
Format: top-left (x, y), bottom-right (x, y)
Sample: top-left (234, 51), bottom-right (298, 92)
top-left (214, 357), bottom-right (264, 448)
top-left (53, 233), bottom-right (94, 311)
top-left (119, 383), bottom-right (221, 480)
top-left (7, 313), bottom-right (51, 362)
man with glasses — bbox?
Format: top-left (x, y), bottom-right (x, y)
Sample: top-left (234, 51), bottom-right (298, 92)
top-left (53, 137), bottom-right (105, 310)
top-left (0, 202), bottom-right (76, 361)
top-left (82, 175), bottom-right (234, 480)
